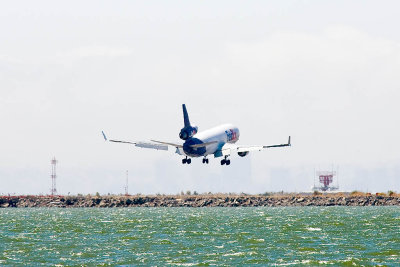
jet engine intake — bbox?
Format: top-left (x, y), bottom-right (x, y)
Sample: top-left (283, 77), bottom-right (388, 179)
top-left (238, 151), bottom-right (249, 157)
top-left (179, 126), bottom-right (198, 140)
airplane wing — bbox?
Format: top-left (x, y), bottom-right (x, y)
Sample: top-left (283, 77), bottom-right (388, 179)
top-left (102, 131), bottom-right (168, 151)
top-left (238, 136), bottom-right (291, 152)
top-left (263, 136), bottom-right (291, 148)
top-left (150, 140), bottom-right (217, 149)
top-left (150, 140), bottom-right (183, 148)
top-left (150, 139), bottom-right (186, 156)
top-left (237, 146), bottom-right (264, 152)
top-left (216, 136), bottom-right (291, 157)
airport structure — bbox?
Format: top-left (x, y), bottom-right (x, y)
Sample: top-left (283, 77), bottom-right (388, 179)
top-left (50, 157), bottom-right (57, 196)
top-left (124, 170), bottom-right (129, 196)
top-left (312, 169), bottom-right (339, 192)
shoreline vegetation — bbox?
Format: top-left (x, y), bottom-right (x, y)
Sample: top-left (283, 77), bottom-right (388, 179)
top-left (1, 191), bottom-right (399, 208)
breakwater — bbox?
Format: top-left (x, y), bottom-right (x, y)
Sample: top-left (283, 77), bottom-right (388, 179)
top-left (1, 193), bottom-right (399, 207)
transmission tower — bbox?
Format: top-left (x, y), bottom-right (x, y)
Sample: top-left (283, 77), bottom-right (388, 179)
top-left (124, 170), bottom-right (129, 196)
top-left (50, 157), bottom-right (58, 195)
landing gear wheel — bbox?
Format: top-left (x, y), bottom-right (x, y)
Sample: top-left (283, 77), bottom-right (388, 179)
top-left (206, 159), bottom-right (209, 164)
top-left (221, 156), bottom-right (230, 166)
top-left (182, 158), bottom-right (187, 164)
top-left (187, 158), bottom-right (191, 164)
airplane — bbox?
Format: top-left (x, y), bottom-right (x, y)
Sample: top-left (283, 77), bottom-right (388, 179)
top-left (102, 104), bottom-right (291, 165)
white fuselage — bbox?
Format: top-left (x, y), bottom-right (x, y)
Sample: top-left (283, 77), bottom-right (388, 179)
top-left (182, 124), bottom-right (240, 157)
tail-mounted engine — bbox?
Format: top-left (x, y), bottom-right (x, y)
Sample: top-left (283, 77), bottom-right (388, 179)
top-left (179, 104), bottom-right (198, 140)
top-left (179, 126), bottom-right (198, 140)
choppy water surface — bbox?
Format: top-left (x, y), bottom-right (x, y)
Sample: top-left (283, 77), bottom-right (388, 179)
top-left (0, 207), bottom-right (399, 265)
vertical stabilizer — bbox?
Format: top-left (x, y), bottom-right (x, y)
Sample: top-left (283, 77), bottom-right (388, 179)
top-left (182, 104), bottom-right (191, 127)
top-left (179, 104), bottom-right (198, 140)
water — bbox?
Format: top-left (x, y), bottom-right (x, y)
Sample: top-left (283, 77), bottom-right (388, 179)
top-left (0, 207), bottom-right (399, 266)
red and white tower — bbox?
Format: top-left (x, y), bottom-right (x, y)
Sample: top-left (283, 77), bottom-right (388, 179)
top-left (50, 157), bottom-right (58, 195)
top-left (312, 168), bottom-right (339, 192)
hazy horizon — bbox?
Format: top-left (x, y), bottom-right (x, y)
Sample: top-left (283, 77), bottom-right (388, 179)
top-left (1, 1), bottom-right (399, 195)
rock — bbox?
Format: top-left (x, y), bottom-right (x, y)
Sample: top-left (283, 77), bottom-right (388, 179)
top-left (99, 200), bottom-right (108, 207)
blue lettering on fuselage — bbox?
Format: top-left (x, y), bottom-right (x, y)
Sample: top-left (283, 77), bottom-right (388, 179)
top-left (225, 129), bottom-right (237, 142)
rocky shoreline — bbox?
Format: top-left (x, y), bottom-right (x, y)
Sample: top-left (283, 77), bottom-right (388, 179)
top-left (1, 193), bottom-right (399, 208)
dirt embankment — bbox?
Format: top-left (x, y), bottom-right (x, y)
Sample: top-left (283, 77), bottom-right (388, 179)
top-left (1, 193), bottom-right (399, 208)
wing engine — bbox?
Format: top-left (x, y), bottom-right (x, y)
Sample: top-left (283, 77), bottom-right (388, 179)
top-left (238, 151), bottom-right (249, 157)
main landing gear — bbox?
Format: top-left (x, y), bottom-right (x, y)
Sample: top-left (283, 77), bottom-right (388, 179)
top-left (202, 157), bottom-right (209, 164)
top-left (182, 157), bottom-right (191, 164)
top-left (221, 156), bottom-right (231, 166)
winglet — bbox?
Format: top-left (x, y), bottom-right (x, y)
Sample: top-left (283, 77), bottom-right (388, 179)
top-left (264, 136), bottom-right (292, 148)
top-left (102, 131), bottom-right (108, 141)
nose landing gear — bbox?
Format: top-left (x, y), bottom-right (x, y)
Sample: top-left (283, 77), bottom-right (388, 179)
top-left (202, 157), bottom-right (209, 164)
top-left (220, 156), bottom-right (231, 166)
top-left (182, 157), bottom-right (191, 164)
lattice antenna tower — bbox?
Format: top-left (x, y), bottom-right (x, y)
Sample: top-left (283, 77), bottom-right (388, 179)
top-left (312, 165), bottom-right (339, 192)
top-left (50, 157), bottom-right (58, 195)
top-left (124, 170), bottom-right (129, 196)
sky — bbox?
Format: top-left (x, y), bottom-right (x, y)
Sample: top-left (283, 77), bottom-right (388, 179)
top-left (1, 1), bottom-right (399, 195)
